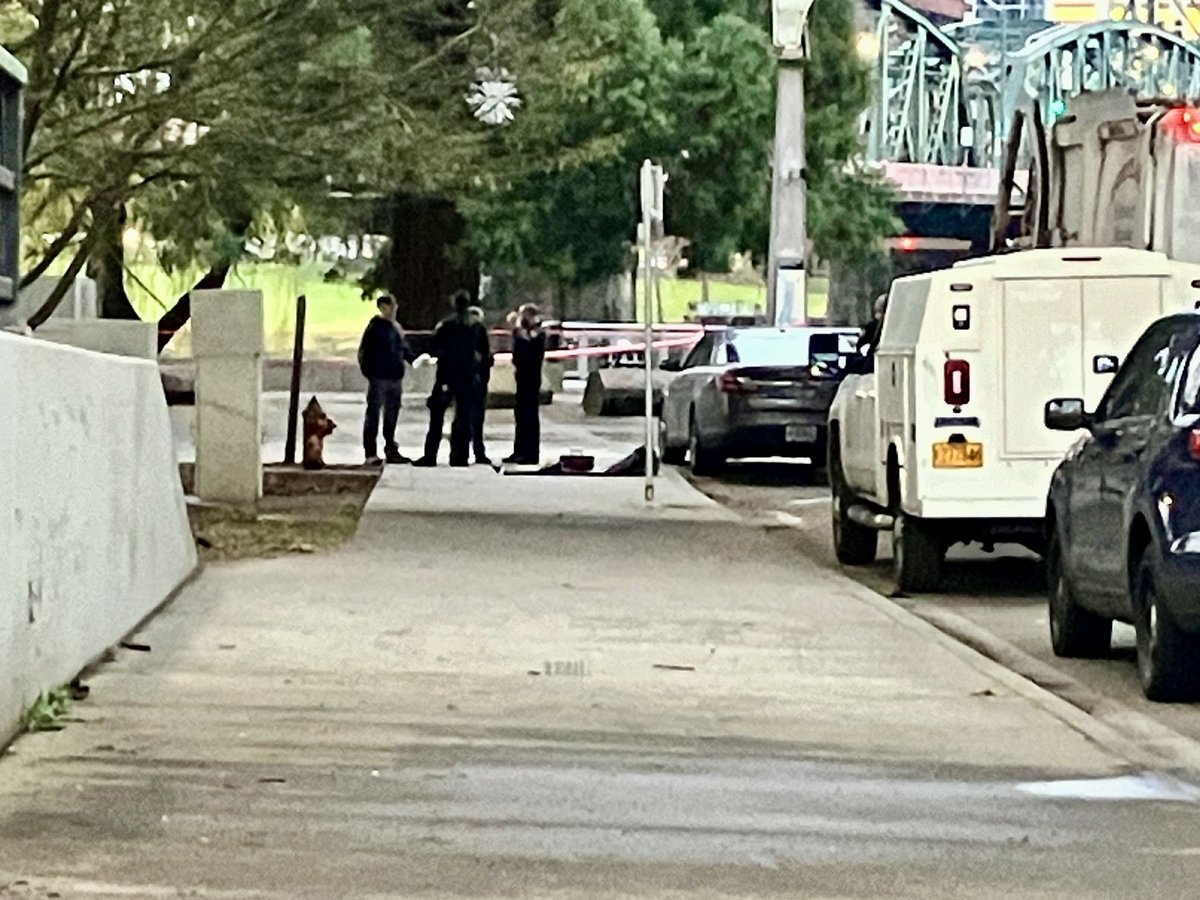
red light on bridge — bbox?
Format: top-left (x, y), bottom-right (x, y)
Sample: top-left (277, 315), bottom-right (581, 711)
top-left (898, 236), bottom-right (919, 252)
top-left (1159, 108), bottom-right (1200, 143)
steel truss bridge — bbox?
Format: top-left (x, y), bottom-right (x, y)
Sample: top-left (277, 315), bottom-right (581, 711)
top-left (863, 2), bottom-right (1200, 211)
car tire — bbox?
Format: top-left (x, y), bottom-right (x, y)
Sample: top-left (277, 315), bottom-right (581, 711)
top-left (1046, 531), bottom-right (1111, 659)
top-left (659, 419), bottom-right (686, 465)
top-left (831, 448), bottom-right (877, 566)
top-left (1135, 556), bottom-right (1200, 702)
top-left (688, 415), bottom-right (722, 476)
top-left (893, 514), bottom-right (943, 593)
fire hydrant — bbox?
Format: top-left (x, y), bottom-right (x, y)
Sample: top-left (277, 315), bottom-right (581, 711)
top-left (302, 397), bottom-right (336, 470)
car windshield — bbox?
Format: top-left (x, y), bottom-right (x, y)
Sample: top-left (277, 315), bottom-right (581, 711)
top-left (727, 330), bottom-right (855, 373)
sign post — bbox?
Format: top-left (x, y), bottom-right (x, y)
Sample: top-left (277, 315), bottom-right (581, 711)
top-left (639, 160), bottom-right (666, 503)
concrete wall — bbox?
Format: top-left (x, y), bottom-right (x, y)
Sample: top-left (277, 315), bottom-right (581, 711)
top-left (35, 319), bottom-right (157, 360)
top-left (12, 276), bottom-right (98, 326)
top-left (161, 358), bottom-right (565, 400)
top-left (0, 332), bottom-right (197, 745)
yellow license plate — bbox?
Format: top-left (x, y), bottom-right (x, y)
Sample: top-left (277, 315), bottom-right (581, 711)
top-left (933, 442), bottom-right (983, 468)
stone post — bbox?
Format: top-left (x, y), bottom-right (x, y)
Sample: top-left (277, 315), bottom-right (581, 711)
top-left (192, 290), bottom-right (263, 504)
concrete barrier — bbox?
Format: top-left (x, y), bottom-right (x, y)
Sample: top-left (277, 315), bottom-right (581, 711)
top-left (0, 333), bottom-right (197, 746)
top-left (35, 319), bottom-right (157, 360)
top-left (582, 369), bottom-right (675, 417)
top-left (162, 358), bottom-right (562, 408)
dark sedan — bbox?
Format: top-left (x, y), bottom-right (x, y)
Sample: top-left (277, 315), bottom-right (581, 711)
top-left (659, 326), bottom-right (858, 474)
top-left (1044, 312), bottom-right (1200, 701)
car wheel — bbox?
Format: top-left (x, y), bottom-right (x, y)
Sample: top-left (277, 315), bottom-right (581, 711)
top-left (1046, 531), bottom-right (1111, 658)
top-left (893, 514), bottom-right (943, 593)
top-left (659, 418), bottom-right (686, 465)
top-left (688, 415), bottom-right (722, 476)
top-left (1135, 556), bottom-right (1200, 702)
top-left (831, 447), bottom-right (877, 566)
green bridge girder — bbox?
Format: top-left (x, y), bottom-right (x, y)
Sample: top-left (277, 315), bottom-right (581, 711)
top-left (862, 2), bottom-right (1200, 169)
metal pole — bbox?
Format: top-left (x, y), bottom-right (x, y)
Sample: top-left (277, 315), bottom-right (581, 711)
top-left (767, 61), bottom-right (808, 327)
top-left (641, 164), bottom-right (656, 504)
top-left (284, 294), bottom-right (307, 465)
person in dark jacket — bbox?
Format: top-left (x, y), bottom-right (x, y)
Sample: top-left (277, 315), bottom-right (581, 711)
top-left (856, 293), bottom-right (888, 360)
top-left (414, 291), bottom-right (490, 467)
top-left (505, 303), bottom-right (546, 465)
top-left (357, 295), bottom-right (413, 465)
top-left (468, 306), bottom-right (493, 466)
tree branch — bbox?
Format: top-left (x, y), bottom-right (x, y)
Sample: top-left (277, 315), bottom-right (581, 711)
top-left (26, 231), bottom-right (93, 330)
top-left (19, 201), bottom-right (89, 288)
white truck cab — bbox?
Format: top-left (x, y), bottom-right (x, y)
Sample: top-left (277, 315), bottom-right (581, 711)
top-left (828, 247), bottom-right (1200, 591)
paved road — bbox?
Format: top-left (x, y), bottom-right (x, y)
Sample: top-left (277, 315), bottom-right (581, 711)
top-left (688, 460), bottom-right (1200, 746)
top-left (9, 430), bottom-right (1200, 896)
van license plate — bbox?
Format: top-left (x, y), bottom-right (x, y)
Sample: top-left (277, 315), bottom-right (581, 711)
top-left (786, 425), bottom-right (818, 443)
top-left (933, 442), bottom-right (983, 468)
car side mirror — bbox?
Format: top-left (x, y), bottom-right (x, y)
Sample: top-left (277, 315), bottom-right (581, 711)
top-left (660, 358), bottom-right (681, 372)
top-left (1093, 355), bottom-right (1119, 375)
top-left (1044, 398), bottom-right (1090, 431)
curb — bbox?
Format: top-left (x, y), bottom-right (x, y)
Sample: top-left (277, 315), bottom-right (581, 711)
top-left (823, 570), bottom-right (1173, 772)
top-left (901, 601), bottom-right (1200, 775)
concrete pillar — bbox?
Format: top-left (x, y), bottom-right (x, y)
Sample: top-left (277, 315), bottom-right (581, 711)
top-left (767, 62), bottom-right (808, 326)
top-left (192, 290), bottom-right (263, 504)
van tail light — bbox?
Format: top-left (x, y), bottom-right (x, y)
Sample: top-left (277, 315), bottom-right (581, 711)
top-left (944, 359), bottom-right (971, 406)
top-left (1189, 428), bottom-right (1200, 461)
top-left (718, 370), bottom-right (758, 395)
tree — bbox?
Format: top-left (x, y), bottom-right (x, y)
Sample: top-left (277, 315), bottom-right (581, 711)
top-left (456, 0), bottom-right (895, 306)
top-left (6, 0), bottom-right (511, 338)
top-left (803, 0), bottom-right (898, 266)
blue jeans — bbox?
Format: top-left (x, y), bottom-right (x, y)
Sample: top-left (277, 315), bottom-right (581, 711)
top-left (364, 378), bottom-right (402, 458)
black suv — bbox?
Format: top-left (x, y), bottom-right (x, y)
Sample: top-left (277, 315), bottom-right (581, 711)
top-left (1044, 313), bottom-right (1200, 701)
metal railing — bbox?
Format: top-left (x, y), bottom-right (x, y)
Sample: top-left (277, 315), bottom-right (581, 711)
top-left (863, 1), bottom-right (1200, 172)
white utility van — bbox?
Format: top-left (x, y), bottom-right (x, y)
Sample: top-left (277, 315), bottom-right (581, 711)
top-left (828, 247), bottom-right (1200, 592)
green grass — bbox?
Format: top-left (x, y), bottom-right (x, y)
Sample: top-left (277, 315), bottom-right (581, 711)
top-left (635, 275), bottom-right (829, 321)
top-left (128, 262), bottom-right (371, 357)
top-left (125, 263), bottom-right (830, 358)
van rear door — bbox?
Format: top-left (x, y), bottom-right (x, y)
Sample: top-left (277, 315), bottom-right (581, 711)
top-left (1081, 277), bottom-right (1167, 399)
top-left (1000, 274), bottom-right (1166, 458)
top-left (1000, 279), bottom-right (1085, 458)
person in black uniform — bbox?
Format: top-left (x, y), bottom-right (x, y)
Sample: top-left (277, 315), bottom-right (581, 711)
top-left (505, 303), bottom-right (546, 466)
top-left (414, 291), bottom-right (491, 468)
top-left (468, 305), bottom-right (493, 466)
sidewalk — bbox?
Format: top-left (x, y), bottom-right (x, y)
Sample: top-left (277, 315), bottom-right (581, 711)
top-left (171, 385), bottom-right (648, 469)
top-left (0, 430), bottom-right (1151, 896)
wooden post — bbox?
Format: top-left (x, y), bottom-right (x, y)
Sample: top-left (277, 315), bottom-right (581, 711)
top-left (284, 295), bottom-right (307, 465)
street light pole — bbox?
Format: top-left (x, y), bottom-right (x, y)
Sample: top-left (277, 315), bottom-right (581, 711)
top-left (767, 0), bottom-right (816, 327)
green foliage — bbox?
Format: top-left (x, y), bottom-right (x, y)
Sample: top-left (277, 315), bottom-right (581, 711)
top-left (665, 14), bottom-right (775, 270)
top-left (461, 0), bottom-right (895, 289)
top-left (7, 0), bottom-right (895, 320)
top-left (21, 686), bottom-right (72, 733)
top-left (804, 0), bottom-right (899, 264)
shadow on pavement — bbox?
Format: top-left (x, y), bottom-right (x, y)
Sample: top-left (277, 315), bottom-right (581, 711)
top-left (939, 554), bottom-right (1046, 597)
top-left (709, 460), bottom-right (825, 488)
